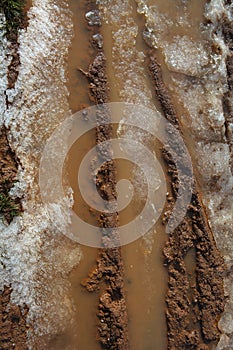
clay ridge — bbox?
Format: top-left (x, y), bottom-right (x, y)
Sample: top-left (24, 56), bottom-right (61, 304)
top-left (221, 1), bottom-right (233, 174)
top-left (149, 55), bottom-right (225, 350)
top-left (82, 52), bottom-right (129, 350)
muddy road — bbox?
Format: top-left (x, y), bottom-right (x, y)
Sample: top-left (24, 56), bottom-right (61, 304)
top-left (0, 0), bottom-right (233, 349)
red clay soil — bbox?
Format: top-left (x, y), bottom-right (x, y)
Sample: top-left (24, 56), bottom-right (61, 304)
top-left (149, 55), bottom-right (225, 350)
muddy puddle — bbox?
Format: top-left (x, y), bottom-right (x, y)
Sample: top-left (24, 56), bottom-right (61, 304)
top-left (0, 0), bottom-right (230, 347)
top-left (0, 0), bottom-right (230, 345)
top-left (65, 1), bottom-right (102, 349)
top-left (63, 1), bottom-right (169, 349)
top-left (52, 0), bottom-right (222, 349)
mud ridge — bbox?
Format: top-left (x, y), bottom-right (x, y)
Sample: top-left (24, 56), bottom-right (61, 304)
top-left (81, 50), bottom-right (129, 349)
top-left (149, 55), bottom-right (225, 349)
top-left (221, 2), bottom-right (233, 174)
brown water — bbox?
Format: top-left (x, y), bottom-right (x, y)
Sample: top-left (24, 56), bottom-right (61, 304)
top-left (65, 130), bottom-right (102, 347)
top-left (58, 0), bottom-right (208, 349)
top-left (65, 1), bottom-right (102, 349)
top-left (95, 2), bottom-right (169, 349)
top-left (67, 0), bottom-right (95, 113)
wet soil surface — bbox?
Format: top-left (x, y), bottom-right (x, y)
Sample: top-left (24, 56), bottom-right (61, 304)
top-left (0, 287), bottom-right (28, 350)
top-left (0, 126), bottom-right (21, 224)
top-left (149, 55), bottom-right (225, 349)
top-left (0, 129), bottom-right (24, 347)
top-left (0, 1), bottom-right (229, 349)
top-left (3, 1), bottom-right (29, 92)
top-left (221, 3), bottom-right (233, 174)
top-left (0, 1), bottom-right (29, 220)
top-left (0, 4), bottom-right (29, 350)
top-left (82, 52), bottom-right (129, 349)
top-left (6, 34), bottom-right (20, 92)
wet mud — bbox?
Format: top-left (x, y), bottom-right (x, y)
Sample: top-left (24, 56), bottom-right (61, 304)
top-left (0, 0), bottom-right (230, 349)
top-left (149, 55), bottom-right (225, 349)
top-left (0, 130), bottom-right (23, 350)
top-left (4, 1), bottom-right (29, 92)
top-left (0, 126), bottom-right (21, 223)
top-left (0, 1), bottom-right (29, 220)
top-left (0, 3), bottom-right (29, 350)
top-left (82, 53), bottom-right (129, 349)
top-left (6, 35), bottom-right (20, 92)
top-left (221, 6), bottom-right (233, 174)
top-left (0, 287), bottom-right (28, 350)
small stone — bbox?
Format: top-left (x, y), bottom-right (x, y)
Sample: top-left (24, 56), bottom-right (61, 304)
top-left (85, 10), bottom-right (101, 26)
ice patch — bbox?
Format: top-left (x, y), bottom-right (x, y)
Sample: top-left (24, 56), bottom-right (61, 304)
top-left (0, 14), bottom-right (9, 126)
top-left (0, 0), bottom-right (83, 348)
top-left (163, 36), bottom-right (209, 76)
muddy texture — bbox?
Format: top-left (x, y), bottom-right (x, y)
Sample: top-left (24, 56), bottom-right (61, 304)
top-left (0, 126), bottom-right (21, 223)
top-left (0, 2), bottom-right (28, 221)
top-left (221, 3), bottom-right (233, 174)
top-left (0, 286), bottom-right (28, 350)
top-left (149, 55), bottom-right (225, 349)
top-left (82, 52), bottom-right (129, 349)
top-left (0, 4), bottom-right (28, 349)
top-left (1, 0), bottom-right (29, 93)
top-left (6, 34), bottom-right (20, 91)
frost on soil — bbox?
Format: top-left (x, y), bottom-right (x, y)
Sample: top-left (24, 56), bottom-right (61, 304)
top-left (0, 14), bottom-right (9, 126)
top-left (0, 1), bottom-right (82, 348)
